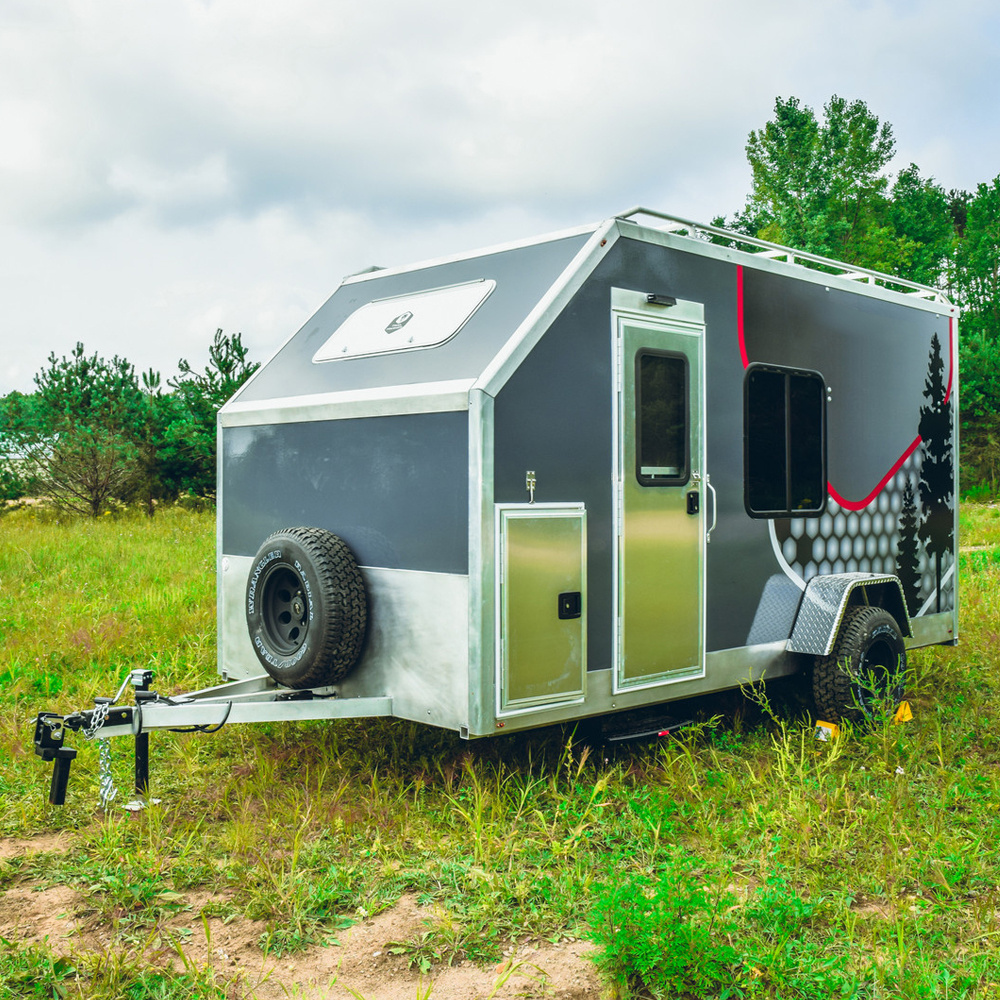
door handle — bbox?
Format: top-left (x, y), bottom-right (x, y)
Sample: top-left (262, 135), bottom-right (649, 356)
top-left (705, 474), bottom-right (718, 543)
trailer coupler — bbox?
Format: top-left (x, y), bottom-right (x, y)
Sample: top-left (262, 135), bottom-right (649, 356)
top-left (33, 669), bottom-right (152, 807)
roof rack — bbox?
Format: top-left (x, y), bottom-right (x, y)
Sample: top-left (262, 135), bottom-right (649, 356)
top-left (616, 207), bottom-right (951, 305)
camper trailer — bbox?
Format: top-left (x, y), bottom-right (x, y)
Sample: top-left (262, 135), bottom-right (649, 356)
top-left (34, 208), bottom-right (958, 800)
top-left (217, 207), bottom-right (957, 734)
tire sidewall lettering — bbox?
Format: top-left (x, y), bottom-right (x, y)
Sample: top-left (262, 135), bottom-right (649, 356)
top-left (246, 543), bottom-right (316, 662)
top-left (246, 548), bottom-right (283, 617)
top-left (860, 624), bottom-right (904, 669)
top-left (252, 631), bottom-right (310, 669)
top-left (293, 559), bottom-right (316, 622)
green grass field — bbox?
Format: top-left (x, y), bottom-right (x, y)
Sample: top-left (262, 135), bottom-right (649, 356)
top-left (1, 504), bottom-right (999, 998)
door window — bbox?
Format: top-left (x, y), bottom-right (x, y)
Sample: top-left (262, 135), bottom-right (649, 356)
top-left (636, 352), bottom-right (689, 486)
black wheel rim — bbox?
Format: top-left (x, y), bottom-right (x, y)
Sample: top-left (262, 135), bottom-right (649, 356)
top-left (853, 636), bottom-right (901, 710)
top-left (260, 565), bottom-right (309, 655)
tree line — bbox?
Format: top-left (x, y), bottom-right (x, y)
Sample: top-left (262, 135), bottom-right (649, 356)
top-left (2, 94), bottom-right (997, 515)
top-left (718, 95), bottom-right (1000, 488)
top-left (0, 330), bottom-right (258, 515)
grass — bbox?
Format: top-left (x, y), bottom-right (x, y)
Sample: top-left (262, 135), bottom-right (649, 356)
top-left (1, 503), bottom-right (1000, 996)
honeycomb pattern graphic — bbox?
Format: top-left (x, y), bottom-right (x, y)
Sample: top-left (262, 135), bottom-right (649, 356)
top-left (773, 449), bottom-right (955, 614)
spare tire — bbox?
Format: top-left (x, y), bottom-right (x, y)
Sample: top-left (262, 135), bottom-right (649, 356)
top-left (813, 605), bottom-right (907, 722)
top-left (245, 527), bottom-right (367, 688)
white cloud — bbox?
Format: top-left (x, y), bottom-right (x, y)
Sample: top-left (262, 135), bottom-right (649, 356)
top-left (0, 0), bottom-right (998, 393)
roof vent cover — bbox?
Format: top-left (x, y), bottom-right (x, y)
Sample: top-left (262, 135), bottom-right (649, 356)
top-left (312, 279), bottom-right (495, 362)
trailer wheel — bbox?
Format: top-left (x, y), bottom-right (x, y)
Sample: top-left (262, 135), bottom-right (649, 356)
top-left (246, 527), bottom-right (367, 689)
top-left (812, 606), bottom-right (906, 722)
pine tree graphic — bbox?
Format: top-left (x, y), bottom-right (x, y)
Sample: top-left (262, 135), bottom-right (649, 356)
top-left (896, 477), bottom-right (921, 615)
top-left (918, 332), bottom-right (954, 613)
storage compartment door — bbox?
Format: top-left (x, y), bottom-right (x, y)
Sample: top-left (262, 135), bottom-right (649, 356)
top-left (497, 505), bottom-right (586, 712)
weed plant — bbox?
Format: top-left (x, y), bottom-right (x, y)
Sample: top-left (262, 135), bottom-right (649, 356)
top-left (1, 505), bottom-right (1000, 997)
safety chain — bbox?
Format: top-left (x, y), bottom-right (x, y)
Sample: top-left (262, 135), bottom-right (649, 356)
top-left (83, 702), bottom-right (110, 740)
top-left (82, 702), bottom-right (118, 810)
top-left (97, 740), bottom-right (117, 809)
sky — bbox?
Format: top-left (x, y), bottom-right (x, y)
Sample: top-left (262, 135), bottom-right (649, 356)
top-left (1, 0), bottom-right (999, 396)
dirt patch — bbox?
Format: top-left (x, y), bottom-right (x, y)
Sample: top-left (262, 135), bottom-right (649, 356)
top-left (850, 897), bottom-right (896, 919)
top-left (0, 884), bottom-right (83, 946)
top-left (0, 832), bottom-right (73, 860)
top-left (0, 874), bottom-right (602, 999)
top-left (237, 895), bottom-right (601, 1000)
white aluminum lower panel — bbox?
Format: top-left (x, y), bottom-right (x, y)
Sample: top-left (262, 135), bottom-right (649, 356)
top-left (220, 557), bottom-right (469, 730)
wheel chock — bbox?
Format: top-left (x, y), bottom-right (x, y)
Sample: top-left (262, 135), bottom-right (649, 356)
top-left (893, 701), bottom-right (914, 724)
top-left (814, 720), bottom-right (840, 741)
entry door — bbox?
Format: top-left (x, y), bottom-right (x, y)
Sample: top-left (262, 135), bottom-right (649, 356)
top-left (614, 294), bottom-right (705, 690)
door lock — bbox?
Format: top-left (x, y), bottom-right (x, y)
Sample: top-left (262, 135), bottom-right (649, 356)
top-left (686, 490), bottom-right (700, 515)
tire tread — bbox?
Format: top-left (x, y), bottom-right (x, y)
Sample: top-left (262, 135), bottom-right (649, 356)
top-left (813, 605), bottom-right (906, 722)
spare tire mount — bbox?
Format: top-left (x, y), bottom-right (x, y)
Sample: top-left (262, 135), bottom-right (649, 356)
top-left (245, 527), bottom-right (367, 689)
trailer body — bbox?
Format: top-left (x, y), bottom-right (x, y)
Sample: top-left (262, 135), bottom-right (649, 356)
top-left (214, 209), bottom-right (958, 737)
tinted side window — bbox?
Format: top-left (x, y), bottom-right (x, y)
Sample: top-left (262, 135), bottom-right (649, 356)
top-left (636, 352), bottom-right (688, 486)
top-left (745, 365), bottom-right (825, 517)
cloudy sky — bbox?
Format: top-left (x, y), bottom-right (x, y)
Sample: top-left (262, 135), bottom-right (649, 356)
top-left (1, 0), bottom-right (997, 395)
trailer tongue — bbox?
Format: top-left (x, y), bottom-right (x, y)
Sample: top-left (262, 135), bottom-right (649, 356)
top-left (33, 669), bottom-right (392, 806)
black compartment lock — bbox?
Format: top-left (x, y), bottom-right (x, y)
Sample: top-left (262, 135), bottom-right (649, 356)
top-left (558, 592), bottom-right (582, 620)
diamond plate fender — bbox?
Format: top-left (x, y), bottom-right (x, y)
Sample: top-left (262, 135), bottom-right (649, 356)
top-left (787, 573), bottom-right (912, 656)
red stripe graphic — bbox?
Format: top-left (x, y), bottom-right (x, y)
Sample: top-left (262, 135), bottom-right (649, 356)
top-left (944, 316), bottom-right (954, 404)
top-left (734, 266), bottom-right (953, 510)
top-left (826, 437), bottom-right (922, 511)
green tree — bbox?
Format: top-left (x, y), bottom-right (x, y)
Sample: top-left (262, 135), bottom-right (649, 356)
top-left (949, 178), bottom-right (1000, 488)
top-left (0, 392), bottom-right (42, 500)
top-left (1, 331), bottom-right (259, 513)
top-left (730, 95), bottom-right (953, 285)
top-left (887, 164), bottom-right (955, 286)
top-left (953, 176), bottom-right (1000, 342)
top-left (741, 95), bottom-right (894, 259)
top-left (166, 329), bottom-right (260, 497)
top-left (957, 332), bottom-right (1000, 489)
top-left (130, 368), bottom-right (182, 516)
top-left (5, 344), bottom-right (147, 516)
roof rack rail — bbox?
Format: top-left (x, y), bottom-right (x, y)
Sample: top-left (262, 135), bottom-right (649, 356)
top-left (616, 206), bottom-right (950, 305)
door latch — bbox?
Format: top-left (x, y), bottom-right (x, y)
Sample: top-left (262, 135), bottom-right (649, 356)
top-left (686, 491), bottom-right (700, 516)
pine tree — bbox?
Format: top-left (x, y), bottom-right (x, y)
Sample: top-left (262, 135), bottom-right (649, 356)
top-left (896, 477), bottom-right (921, 614)
top-left (918, 333), bottom-right (954, 612)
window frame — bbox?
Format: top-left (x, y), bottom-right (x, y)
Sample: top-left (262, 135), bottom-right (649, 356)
top-left (634, 349), bottom-right (690, 488)
top-left (743, 362), bottom-right (827, 518)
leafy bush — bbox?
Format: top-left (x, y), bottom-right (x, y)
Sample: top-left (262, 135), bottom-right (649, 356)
top-left (0, 937), bottom-right (76, 999)
top-left (588, 854), bottom-right (737, 997)
top-left (588, 863), bottom-right (865, 1000)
